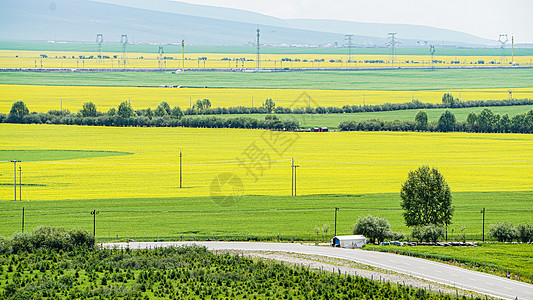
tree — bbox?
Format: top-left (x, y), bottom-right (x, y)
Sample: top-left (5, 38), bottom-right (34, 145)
top-left (194, 100), bottom-right (204, 111)
top-left (154, 102), bottom-right (171, 117)
top-left (171, 107), bottom-right (183, 119)
top-left (441, 93), bottom-right (460, 107)
top-left (400, 166), bottom-right (454, 227)
top-left (117, 101), bottom-right (134, 118)
top-left (466, 112), bottom-right (478, 132)
top-left (414, 110), bottom-right (428, 130)
top-left (352, 215), bottom-right (391, 244)
top-left (516, 223), bottom-right (533, 243)
top-left (7, 101), bottom-right (29, 123)
top-left (437, 110), bottom-right (456, 132)
top-left (263, 99), bottom-right (275, 114)
top-left (81, 102), bottom-right (97, 117)
top-left (202, 99), bottom-right (211, 109)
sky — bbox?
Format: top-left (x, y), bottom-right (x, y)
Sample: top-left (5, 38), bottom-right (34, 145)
top-left (177, 0), bottom-right (533, 43)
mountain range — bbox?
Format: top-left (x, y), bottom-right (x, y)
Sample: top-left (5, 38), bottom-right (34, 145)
top-left (0, 0), bottom-right (495, 47)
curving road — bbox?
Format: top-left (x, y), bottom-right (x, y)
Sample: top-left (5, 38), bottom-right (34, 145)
top-left (104, 241), bottom-right (533, 300)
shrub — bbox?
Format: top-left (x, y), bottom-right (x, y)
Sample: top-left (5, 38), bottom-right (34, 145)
top-left (352, 215), bottom-right (392, 244)
top-left (516, 223), bottom-right (533, 243)
top-left (489, 222), bottom-right (518, 242)
top-left (411, 225), bottom-right (445, 242)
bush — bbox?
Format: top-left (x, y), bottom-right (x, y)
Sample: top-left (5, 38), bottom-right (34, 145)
top-left (516, 223), bottom-right (533, 243)
top-left (8, 226), bottom-right (95, 253)
top-left (353, 215), bottom-right (392, 244)
top-left (411, 225), bottom-right (445, 242)
top-left (489, 222), bottom-right (518, 242)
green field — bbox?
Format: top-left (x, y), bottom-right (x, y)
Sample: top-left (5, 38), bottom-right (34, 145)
top-left (0, 150), bottom-right (131, 162)
top-left (215, 105), bottom-right (533, 128)
top-left (2, 69), bottom-right (533, 90)
top-left (366, 244), bottom-right (533, 283)
top-left (0, 192), bottom-right (531, 242)
top-left (2, 41), bottom-right (533, 56)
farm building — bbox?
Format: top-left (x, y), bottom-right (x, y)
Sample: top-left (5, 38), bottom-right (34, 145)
top-left (330, 235), bottom-right (367, 248)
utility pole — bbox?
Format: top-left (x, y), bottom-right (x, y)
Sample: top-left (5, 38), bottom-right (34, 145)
top-left (11, 160), bottom-right (18, 201)
top-left (22, 207), bottom-right (25, 232)
top-left (91, 210), bottom-right (99, 239)
top-left (511, 36), bottom-right (514, 64)
top-left (334, 207), bottom-right (339, 236)
top-left (291, 158), bottom-right (300, 196)
top-left (19, 166), bottom-right (22, 201)
top-left (179, 149), bottom-right (183, 188)
top-left (481, 207), bottom-right (485, 242)
top-left (345, 34), bottom-right (354, 67)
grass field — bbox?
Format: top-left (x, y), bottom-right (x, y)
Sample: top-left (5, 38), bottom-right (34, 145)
top-left (2, 69), bottom-right (533, 90)
top-left (1, 123), bottom-right (532, 201)
top-left (0, 192), bottom-right (531, 242)
top-left (366, 244), bottom-right (533, 283)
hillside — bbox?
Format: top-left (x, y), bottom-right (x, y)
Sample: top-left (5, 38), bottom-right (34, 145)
top-left (0, 0), bottom-right (493, 46)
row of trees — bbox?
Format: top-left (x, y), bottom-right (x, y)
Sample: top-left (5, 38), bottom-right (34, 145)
top-left (166, 95), bottom-right (533, 116)
top-left (339, 109), bottom-right (533, 133)
top-left (1, 101), bottom-right (299, 130)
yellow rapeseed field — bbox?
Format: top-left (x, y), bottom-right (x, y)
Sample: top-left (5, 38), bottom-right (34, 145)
top-left (1, 50), bottom-right (532, 69)
top-left (1, 84), bottom-right (531, 114)
top-left (1, 124), bottom-right (532, 201)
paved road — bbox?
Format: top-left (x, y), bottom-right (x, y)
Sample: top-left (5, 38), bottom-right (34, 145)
top-left (104, 241), bottom-right (533, 300)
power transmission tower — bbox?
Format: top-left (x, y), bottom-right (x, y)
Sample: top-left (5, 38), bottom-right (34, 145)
top-left (499, 34), bottom-right (508, 64)
top-left (96, 34), bottom-right (104, 61)
top-left (158, 45), bottom-right (164, 69)
top-left (387, 33), bottom-right (400, 67)
top-left (256, 27), bottom-right (261, 71)
top-left (429, 45), bottom-right (435, 70)
top-left (120, 34), bottom-right (128, 67)
top-left (182, 39), bottom-right (185, 73)
top-left (345, 34), bottom-right (354, 66)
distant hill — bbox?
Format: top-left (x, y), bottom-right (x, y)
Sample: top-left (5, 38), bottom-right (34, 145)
top-left (0, 0), bottom-right (494, 47)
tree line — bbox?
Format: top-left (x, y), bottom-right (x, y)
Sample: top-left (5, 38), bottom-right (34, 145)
top-left (1, 101), bottom-right (299, 130)
top-left (339, 108), bottom-right (533, 134)
top-left (178, 96), bottom-right (533, 116)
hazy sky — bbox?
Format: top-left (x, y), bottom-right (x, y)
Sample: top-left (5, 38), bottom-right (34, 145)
top-left (177, 0), bottom-right (533, 43)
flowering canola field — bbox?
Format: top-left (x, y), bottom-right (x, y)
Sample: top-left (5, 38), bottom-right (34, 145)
top-left (1, 124), bottom-right (532, 201)
top-left (1, 50), bottom-right (532, 68)
top-left (2, 84), bottom-right (532, 114)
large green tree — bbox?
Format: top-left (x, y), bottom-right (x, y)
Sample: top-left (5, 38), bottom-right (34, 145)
top-left (81, 102), bottom-right (97, 117)
top-left (400, 166), bottom-right (454, 227)
top-left (414, 110), bottom-right (428, 130)
top-left (437, 110), bottom-right (456, 132)
top-left (8, 101), bottom-right (29, 123)
top-left (117, 101), bottom-right (134, 118)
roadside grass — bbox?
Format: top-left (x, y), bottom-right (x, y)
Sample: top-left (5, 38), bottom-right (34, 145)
top-left (364, 243), bottom-right (533, 284)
